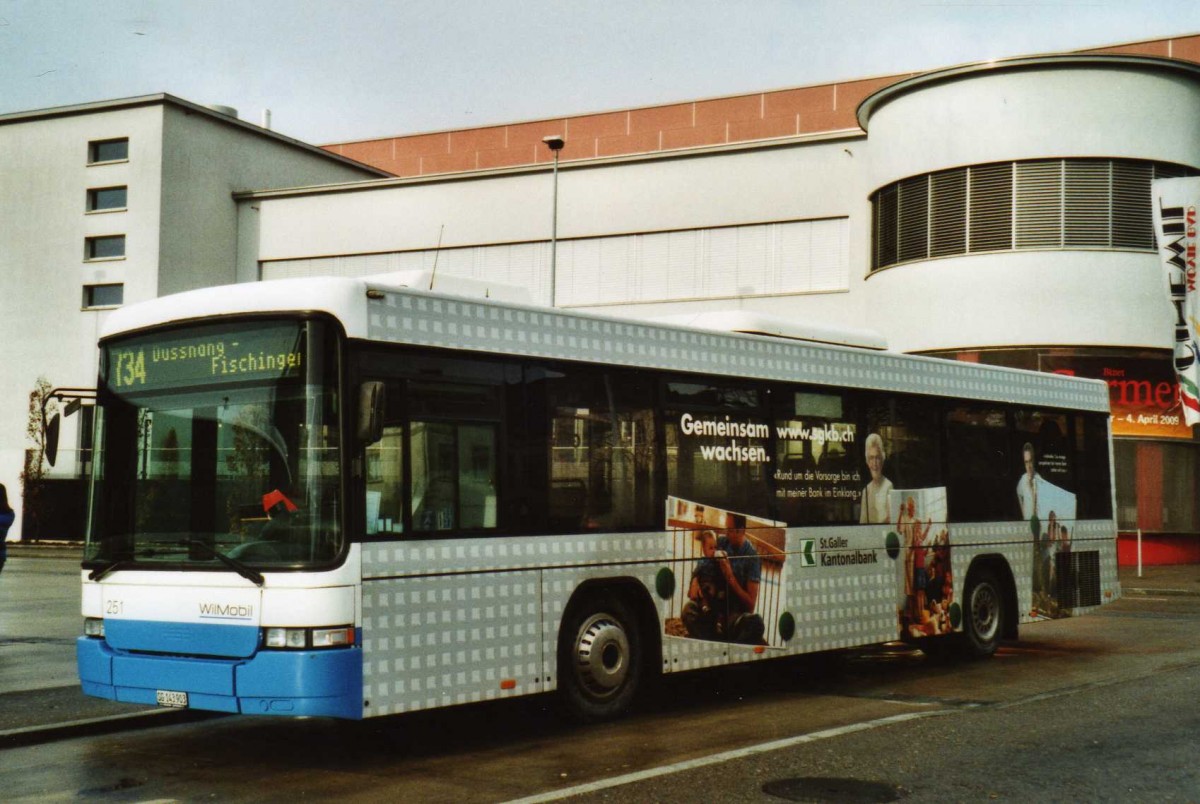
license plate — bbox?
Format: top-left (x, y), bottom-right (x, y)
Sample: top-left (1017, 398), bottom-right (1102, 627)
top-left (156, 690), bottom-right (189, 708)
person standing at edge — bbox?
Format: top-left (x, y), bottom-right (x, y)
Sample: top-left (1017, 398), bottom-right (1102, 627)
top-left (0, 484), bottom-right (14, 574)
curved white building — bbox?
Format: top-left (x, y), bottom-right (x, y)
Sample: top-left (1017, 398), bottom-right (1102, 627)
top-left (860, 56), bottom-right (1200, 353)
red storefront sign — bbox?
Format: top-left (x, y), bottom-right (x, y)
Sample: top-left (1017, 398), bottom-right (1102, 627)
top-left (1040, 355), bottom-right (1194, 439)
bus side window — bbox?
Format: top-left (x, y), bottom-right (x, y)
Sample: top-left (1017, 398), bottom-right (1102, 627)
top-left (409, 421), bottom-right (498, 531)
top-left (1075, 413), bottom-right (1113, 519)
top-left (665, 379), bottom-right (770, 519)
top-left (365, 424), bottom-right (405, 535)
top-left (1012, 408), bottom-right (1079, 530)
top-left (863, 394), bottom-right (943, 494)
top-left (364, 378), bottom-right (406, 535)
top-left (535, 366), bottom-right (657, 533)
top-left (944, 405), bottom-right (1010, 522)
top-left (773, 387), bottom-right (859, 526)
top-left (408, 380), bottom-right (501, 533)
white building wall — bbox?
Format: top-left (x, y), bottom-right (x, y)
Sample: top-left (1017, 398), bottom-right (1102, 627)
top-left (263, 218), bottom-right (851, 307)
top-left (160, 105), bottom-right (383, 297)
top-left (256, 172), bottom-right (551, 260)
top-left (868, 251), bottom-right (1169, 354)
top-left (250, 137), bottom-right (868, 325)
top-left (0, 106), bottom-right (165, 539)
top-left (862, 61), bottom-right (1200, 190)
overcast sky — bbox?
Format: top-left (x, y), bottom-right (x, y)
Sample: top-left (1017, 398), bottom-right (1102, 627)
top-left (3, 1), bottom-right (1200, 145)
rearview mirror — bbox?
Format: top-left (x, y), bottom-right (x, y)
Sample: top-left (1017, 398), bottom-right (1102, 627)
top-left (358, 381), bottom-right (386, 444)
top-left (39, 387), bottom-right (97, 469)
top-left (44, 413), bottom-right (61, 468)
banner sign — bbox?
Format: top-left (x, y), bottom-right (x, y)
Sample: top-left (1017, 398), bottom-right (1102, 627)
top-left (1152, 177), bottom-right (1200, 428)
top-left (1041, 355), bottom-right (1193, 439)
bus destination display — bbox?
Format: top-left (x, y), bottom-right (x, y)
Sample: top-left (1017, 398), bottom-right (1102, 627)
top-left (106, 324), bottom-right (305, 390)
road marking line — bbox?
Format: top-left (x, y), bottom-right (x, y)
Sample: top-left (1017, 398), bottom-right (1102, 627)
top-left (506, 709), bottom-right (955, 804)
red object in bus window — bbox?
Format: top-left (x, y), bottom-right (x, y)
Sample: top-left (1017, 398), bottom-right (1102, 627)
top-left (262, 489), bottom-right (298, 515)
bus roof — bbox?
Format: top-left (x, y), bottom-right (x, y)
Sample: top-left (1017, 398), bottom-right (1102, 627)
top-left (100, 276), bottom-right (1111, 413)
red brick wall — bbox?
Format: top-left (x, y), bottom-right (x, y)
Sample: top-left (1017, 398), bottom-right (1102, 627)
top-left (324, 33), bottom-right (1200, 178)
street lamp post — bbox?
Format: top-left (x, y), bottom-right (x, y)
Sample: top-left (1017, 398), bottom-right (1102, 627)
top-left (542, 135), bottom-right (564, 306)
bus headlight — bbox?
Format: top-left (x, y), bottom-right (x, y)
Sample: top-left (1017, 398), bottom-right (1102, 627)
top-left (84, 618), bottom-right (105, 638)
top-left (263, 626), bottom-right (354, 649)
top-left (264, 627), bottom-right (308, 649)
top-left (312, 627), bottom-right (355, 647)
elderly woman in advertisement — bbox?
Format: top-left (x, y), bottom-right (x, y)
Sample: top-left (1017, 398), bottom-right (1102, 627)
top-left (859, 432), bottom-right (893, 524)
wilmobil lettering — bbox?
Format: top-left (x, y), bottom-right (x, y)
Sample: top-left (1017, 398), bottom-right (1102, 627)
top-left (199, 602), bottom-right (255, 620)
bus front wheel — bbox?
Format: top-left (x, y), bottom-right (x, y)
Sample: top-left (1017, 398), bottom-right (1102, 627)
top-left (964, 567), bottom-right (1004, 658)
top-left (559, 596), bottom-right (642, 722)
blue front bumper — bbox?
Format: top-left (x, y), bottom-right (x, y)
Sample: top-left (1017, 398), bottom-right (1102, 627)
top-left (77, 637), bottom-right (363, 719)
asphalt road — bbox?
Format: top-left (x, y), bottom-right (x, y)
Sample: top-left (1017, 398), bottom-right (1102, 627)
top-left (0, 551), bottom-right (158, 735)
top-left (561, 596), bottom-right (1200, 803)
top-left (0, 552), bottom-right (80, 691)
top-left (1, 551), bottom-right (1197, 802)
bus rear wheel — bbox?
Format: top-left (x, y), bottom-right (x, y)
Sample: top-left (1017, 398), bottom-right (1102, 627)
top-left (964, 567), bottom-right (1004, 658)
top-left (559, 596), bottom-right (642, 722)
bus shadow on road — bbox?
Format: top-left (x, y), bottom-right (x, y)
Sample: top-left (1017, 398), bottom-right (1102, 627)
top-left (102, 634), bottom-right (1115, 774)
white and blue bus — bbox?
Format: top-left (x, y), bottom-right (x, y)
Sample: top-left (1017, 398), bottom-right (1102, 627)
top-left (74, 276), bottom-right (1119, 721)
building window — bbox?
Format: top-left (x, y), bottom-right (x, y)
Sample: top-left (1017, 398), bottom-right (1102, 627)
top-left (86, 186), bottom-right (127, 212)
top-left (88, 138), bottom-right (128, 164)
top-left (1114, 440), bottom-right (1200, 534)
top-left (871, 159), bottom-right (1198, 272)
top-left (83, 284), bottom-right (124, 309)
top-left (84, 235), bottom-right (125, 260)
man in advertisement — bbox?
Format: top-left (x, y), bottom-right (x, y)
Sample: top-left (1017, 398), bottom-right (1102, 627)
top-left (715, 513), bottom-right (765, 645)
top-left (1017, 442), bottom-right (1042, 521)
top-left (677, 501), bottom-right (779, 647)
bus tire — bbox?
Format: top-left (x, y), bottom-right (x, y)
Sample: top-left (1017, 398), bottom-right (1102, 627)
top-left (558, 595), bottom-right (642, 722)
top-left (964, 566), bottom-right (1004, 658)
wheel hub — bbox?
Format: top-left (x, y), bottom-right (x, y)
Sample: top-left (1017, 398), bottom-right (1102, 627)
top-left (971, 583), bottom-right (999, 641)
top-left (574, 613), bottom-right (630, 698)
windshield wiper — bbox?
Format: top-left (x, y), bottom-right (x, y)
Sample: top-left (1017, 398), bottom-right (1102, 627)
top-left (87, 559), bottom-right (136, 582)
top-left (87, 543), bottom-right (265, 586)
top-left (179, 540), bottom-right (265, 587)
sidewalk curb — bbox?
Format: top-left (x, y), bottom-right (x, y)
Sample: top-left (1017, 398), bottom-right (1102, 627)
top-left (5, 543), bottom-right (84, 560)
top-left (0, 707), bottom-right (221, 750)
top-left (1121, 586), bottom-right (1200, 598)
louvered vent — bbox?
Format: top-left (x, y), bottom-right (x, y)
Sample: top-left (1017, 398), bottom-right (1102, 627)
top-left (1016, 161), bottom-right (1062, 248)
top-left (874, 184), bottom-right (898, 270)
top-left (897, 176), bottom-right (929, 263)
top-left (968, 163), bottom-right (1014, 252)
top-left (930, 169), bottom-right (967, 257)
top-left (870, 159), bottom-right (1199, 272)
top-left (1056, 549), bottom-right (1102, 609)
top-left (1112, 162), bottom-right (1153, 249)
top-left (1064, 160), bottom-right (1110, 247)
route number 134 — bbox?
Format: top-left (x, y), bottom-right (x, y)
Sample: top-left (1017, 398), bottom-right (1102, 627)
top-left (113, 349), bottom-right (147, 387)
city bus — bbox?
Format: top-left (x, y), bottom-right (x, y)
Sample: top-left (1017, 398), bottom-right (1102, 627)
top-left (73, 275), bottom-right (1119, 721)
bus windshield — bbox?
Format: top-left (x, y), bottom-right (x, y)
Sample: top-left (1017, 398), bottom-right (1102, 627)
top-left (85, 319), bottom-right (343, 572)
